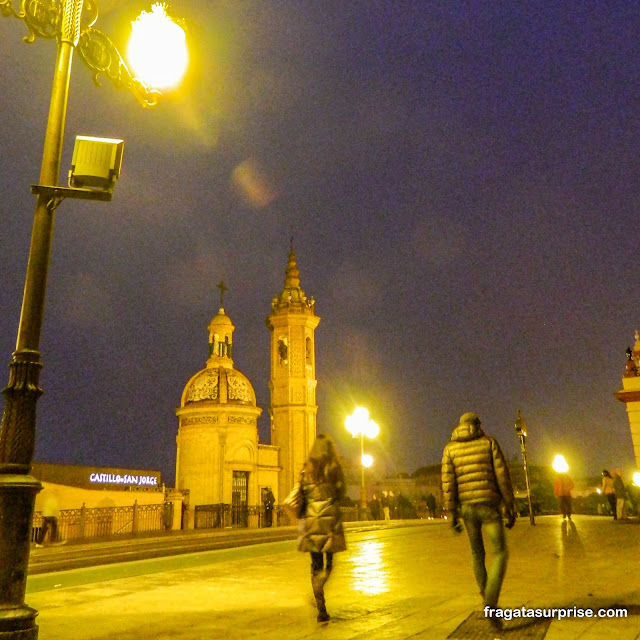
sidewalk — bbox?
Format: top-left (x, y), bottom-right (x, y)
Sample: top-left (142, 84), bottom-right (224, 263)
top-left (25, 515), bottom-right (640, 639)
top-left (28, 519), bottom-right (421, 574)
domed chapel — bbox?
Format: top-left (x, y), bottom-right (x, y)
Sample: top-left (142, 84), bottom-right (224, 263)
top-left (175, 249), bottom-right (320, 526)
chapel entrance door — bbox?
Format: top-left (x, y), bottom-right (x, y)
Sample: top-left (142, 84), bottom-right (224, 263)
top-left (232, 471), bottom-right (249, 527)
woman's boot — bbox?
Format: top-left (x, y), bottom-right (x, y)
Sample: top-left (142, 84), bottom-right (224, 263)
top-left (311, 570), bottom-right (329, 622)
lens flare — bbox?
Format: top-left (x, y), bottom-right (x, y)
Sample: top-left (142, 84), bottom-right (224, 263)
top-left (232, 159), bottom-right (276, 209)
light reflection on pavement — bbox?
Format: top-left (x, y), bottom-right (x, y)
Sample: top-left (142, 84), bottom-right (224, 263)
top-left (347, 540), bottom-right (388, 595)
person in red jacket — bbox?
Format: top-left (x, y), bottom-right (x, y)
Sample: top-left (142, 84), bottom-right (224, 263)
top-left (553, 472), bottom-right (574, 520)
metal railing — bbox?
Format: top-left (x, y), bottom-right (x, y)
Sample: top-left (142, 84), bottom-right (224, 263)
top-left (32, 501), bottom-right (173, 543)
top-left (194, 504), bottom-right (359, 530)
top-left (31, 501), bottom-right (360, 541)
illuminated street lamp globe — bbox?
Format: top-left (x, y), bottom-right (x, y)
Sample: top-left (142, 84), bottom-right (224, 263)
top-left (633, 472), bottom-right (640, 487)
top-left (362, 454), bottom-right (373, 468)
top-left (345, 406), bottom-right (379, 439)
top-left (127, 3), bottom-right (188, 90)
top-left (552, 454), bottom-right (569, 473)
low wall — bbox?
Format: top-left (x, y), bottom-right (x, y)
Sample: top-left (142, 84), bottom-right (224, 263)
top-left (35, 481), bottom-right (165, 512)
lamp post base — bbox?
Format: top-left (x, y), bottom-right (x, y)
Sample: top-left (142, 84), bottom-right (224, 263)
top-left (0, 614), bottom-right (38, 640)
top-left (0, 473), bottom-right (41, 640)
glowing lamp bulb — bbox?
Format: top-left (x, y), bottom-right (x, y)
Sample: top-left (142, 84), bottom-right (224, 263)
top-left (552, 454), bottom-right (569, 474)
top-left (127, 3), bottom-right (188, 90)
top-left (633, 472), bottom-right (640, 487)
top-left (362, 454), bottom-right (373, 468)
top-left (345, 406), bottom-right (379, 439)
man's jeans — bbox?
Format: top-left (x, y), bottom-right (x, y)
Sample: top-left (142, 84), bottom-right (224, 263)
top-left (460, 503), bottom-right (508, 608)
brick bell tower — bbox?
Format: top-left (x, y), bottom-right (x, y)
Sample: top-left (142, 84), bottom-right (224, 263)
top-left (266, 247), bottom-right (320, 501)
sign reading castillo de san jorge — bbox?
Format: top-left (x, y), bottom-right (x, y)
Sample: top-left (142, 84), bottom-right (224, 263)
top-left (30, 462), bottom-right (163, 491)
top-left (89, 472), bottom-right (159, 486)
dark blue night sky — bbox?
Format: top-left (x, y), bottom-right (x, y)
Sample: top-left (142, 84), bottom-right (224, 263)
top-left (1, 1), bottom-right (639, 483)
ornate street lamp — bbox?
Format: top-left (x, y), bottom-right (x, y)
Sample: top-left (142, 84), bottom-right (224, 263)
top-left (514, 409), bottom-right (535, 526)
top-left (0, 2), bottom-right (187, 638)
top-left (345, 407), bottom-right (379, 519)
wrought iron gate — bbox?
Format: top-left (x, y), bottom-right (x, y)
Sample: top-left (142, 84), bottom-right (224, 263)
top-left (232, 471), bottom-right (249, 527)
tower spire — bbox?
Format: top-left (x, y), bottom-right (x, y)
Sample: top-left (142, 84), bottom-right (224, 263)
top-left (269, 242), bottom-right (315, 314)
top-left (284, 246), bottom-right (300, 289)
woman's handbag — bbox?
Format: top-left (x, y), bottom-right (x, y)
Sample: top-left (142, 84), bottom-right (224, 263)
top-left (283, 479), bottom-right (306, 520)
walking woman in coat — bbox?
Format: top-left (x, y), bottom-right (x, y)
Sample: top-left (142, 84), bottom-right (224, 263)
top-left (297, 433), bottom-right (347, 622)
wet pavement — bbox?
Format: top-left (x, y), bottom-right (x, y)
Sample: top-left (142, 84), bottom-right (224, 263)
top-left (25, 515), bottom-right (640, 639)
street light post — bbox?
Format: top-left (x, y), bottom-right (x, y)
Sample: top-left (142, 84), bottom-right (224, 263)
top-left (358, 431), bottom-right (365, 506)
top-left (0, 3), bottom-right (186, 637)
top-left (345, 407), bottom-right (379, 520)
top-left (514, 409), bottom-right (535, 526)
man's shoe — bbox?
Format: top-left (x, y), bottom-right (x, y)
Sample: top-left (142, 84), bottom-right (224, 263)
top-left (488, 617), bottom-right (503, 631)
top-left (35, 543), bottom-right (43, 548)
top-left (317, 611), bottom-right (330, 623)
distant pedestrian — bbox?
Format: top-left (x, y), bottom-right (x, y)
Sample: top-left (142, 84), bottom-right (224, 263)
top-left (602, 470), bottom-right (617, 519)
top-left (426, 493), bottom-right (437, 518)
top-left (442, 412), bottom-right (515, 635)
top-left (388, 491), bottom-right (397, 519)
top-left (36, 492), bottom-right (65, 547)
top-left (369, 493), bottom-right (381, 520)
top-left (381, 491), bottom-right (391, 521)
top-left (613, 471), bottom-right (627, 520)
top-left (553, 472), bottom-right (574, 520)
top-left (297, 434), bottom-right (347, 622)
top-left (262, 487), bottom-right (275, 527)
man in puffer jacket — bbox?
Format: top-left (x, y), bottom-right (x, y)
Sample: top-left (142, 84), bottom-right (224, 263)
top-left (442, 412), bottom-right (515, 631)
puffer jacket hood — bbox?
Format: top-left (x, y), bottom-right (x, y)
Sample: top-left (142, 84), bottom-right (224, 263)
top-left (451, 422), bottom-right (485, 443)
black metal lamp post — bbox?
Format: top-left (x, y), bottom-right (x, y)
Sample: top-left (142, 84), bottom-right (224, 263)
top-left (0, 2), bottom-right (186, 637)
top-left (514, 409), bottom-right (535, 525)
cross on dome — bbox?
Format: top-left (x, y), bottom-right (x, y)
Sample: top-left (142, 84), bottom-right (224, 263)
top-left (217, 280), bottom-right (228, 309)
